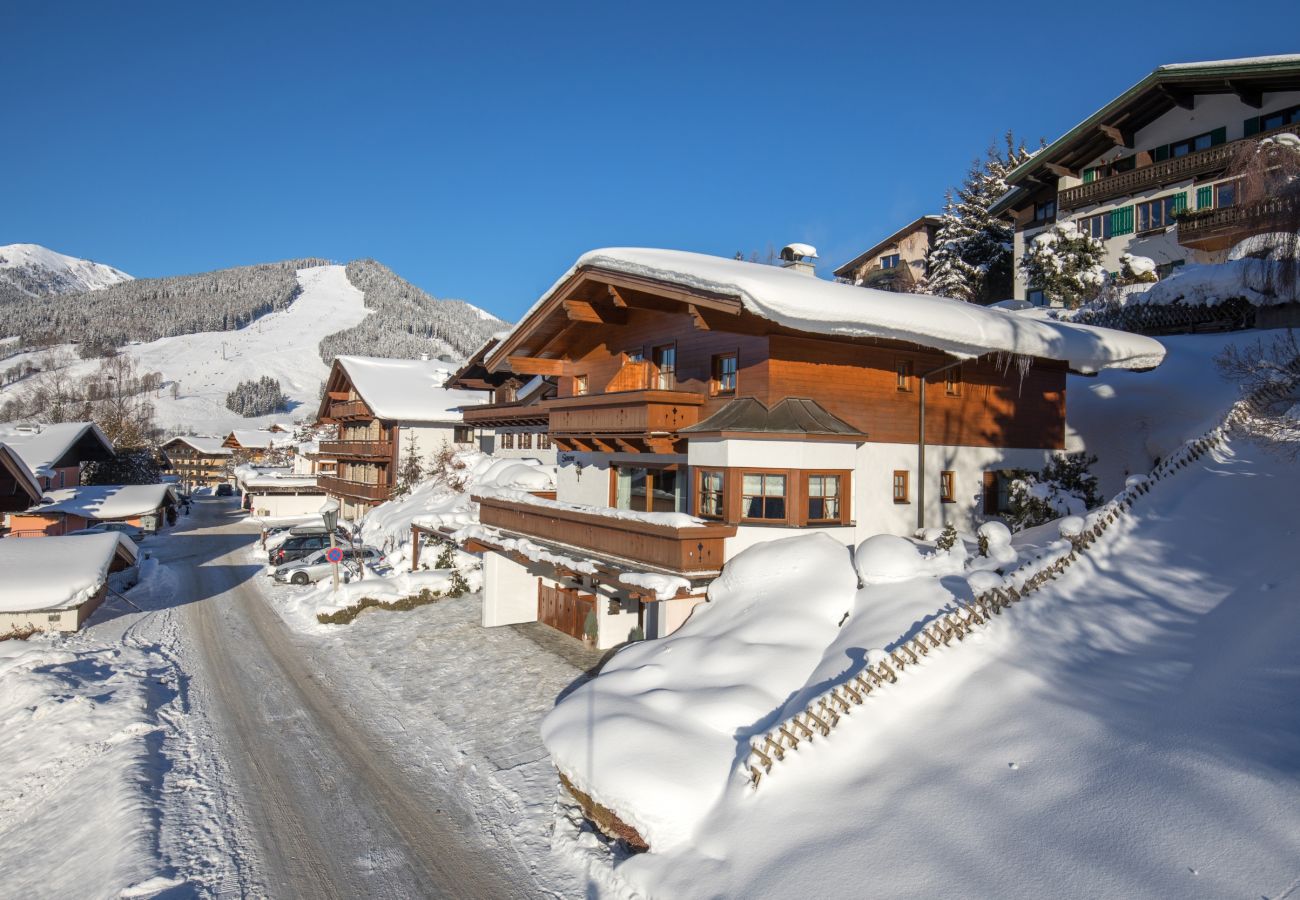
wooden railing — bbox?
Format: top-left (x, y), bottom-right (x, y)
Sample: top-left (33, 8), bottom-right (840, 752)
top-left (1058, 123), bottom-right (1300, 211)
top-left (1177, 197), bottom-right (1299, 250)
top-left (317, 440), bottom-right (393, 460)
top-left (462, 401), bottom-right (549, 427)
top-left (328, 399), bottom-right (372, 420)
top-left (475, 495), bottom-right (735, 575)
top-left (318, 474), bottom-right (390, 502)
top-left (544, 389), bottom-right (704, 437)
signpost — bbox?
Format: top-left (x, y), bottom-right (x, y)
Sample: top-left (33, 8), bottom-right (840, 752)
top-left (320, 499), bottom-right (341, 592)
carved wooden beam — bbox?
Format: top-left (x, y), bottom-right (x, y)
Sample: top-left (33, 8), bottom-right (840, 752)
top-left (607, 285), bottom-right (628, 307)
top-left (1098, 123), bottom-right (1134, 149)
top-left (1228, 80), bottom-right (1262, 109)
top-left (1043, 161), bottom-right (1076, 179)
top-left (1159, 84), bottom-right (1195, 110)
top-left (563, 298), bottom-right (627, 325)
top-left (688, 303), bottom-right (711, 330)
top-left (507, 356), bottom-right (566, 376)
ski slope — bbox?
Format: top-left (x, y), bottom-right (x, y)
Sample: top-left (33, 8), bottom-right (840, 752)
top-left (1, 265), bottom-right (369, 434)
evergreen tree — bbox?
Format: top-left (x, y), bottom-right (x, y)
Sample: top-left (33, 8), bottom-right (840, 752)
top-left (921, 132), bottom-right (1038, 304)
top-left (225, 376), bottom-right (289, 417)
top-left (392, 434), bottom-right (425, 498)
top-left (1019, 222), bottom-right (1107, 309)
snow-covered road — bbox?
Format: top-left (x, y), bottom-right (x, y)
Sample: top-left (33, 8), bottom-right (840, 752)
top-left (92, 496), bottom-right (529, 897)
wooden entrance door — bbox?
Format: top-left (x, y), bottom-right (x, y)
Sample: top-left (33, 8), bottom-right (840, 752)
top-left (537, 580), bottom-right (595, 641)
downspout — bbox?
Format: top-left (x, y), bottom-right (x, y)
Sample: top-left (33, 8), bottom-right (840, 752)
top-left (917, 357), bottom-right (964, 533)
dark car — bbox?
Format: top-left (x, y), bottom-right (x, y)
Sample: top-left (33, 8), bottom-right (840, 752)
top-left (269, 533), bottom-right (332, 566)
top-left (215, 483), bottom-right (234, 497)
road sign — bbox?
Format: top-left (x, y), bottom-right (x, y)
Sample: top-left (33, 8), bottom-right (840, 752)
top-left (325, 546), bottom-right (345, 563)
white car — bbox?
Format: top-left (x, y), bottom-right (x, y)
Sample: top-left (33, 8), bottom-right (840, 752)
top-left (272, 546), bottom-right (385, 585)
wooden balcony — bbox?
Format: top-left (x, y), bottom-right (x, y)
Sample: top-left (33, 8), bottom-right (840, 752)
top-left (317, 440), bottom-right (393, 461)
top-left (317, 474), bottom-right (390, 503)
top-left (462, 401), bottom-right (550, 428)
top-left (327, 399), bottom-right (373, 421)
top-left (543, 389), bottom-right (703, 453)
top-left (1177, 197), bottom-right (1299, 251)
top-left (475, 495), bottom-right (735, 576)
top-left (1058, 123), bottom-right (1300, 212)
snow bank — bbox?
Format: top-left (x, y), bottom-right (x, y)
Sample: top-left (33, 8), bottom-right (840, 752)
top-left (515, 248), bottom-right (1166, 373)
top-left (0, 638), bottom-right (180, 896)
top-left (541, 533), bottom-right (857, 850)
top-left (1138, 257), bottom-right (1298, 308)
top-left (270, 568), bottom-right (479, 633)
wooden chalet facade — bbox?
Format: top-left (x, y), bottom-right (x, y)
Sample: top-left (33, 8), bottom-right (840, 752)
top-left (450, 338), bottom-right (557, 461)
top-left (833, 215), bottom-right (943, 293)
top-left (457, 247), bottom-right (1164, 648)
top-left (315, 356), bottom-right (488, 520)
top-left (991, 55), bottom-right (1300, 303)
top-left (161, 436), bottom-right (232, 490)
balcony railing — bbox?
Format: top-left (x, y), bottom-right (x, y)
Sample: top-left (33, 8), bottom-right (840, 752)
top-left (462, 401), bottom-right (549, 428)
top-left (545, 389), bottom-right (702, 435)
top-left (318, 474), bottom-right (391, 502)
top-left (1177, 197), bottom-right (1299, 251)
top-left (475, 495), bottom-right (735, 575)
top-left (317, 440), bottom-right (393, 460)
top-left (1058, 123), bottom-right (1300, 212)
top-left (328, 399), bottom-right (373, 420)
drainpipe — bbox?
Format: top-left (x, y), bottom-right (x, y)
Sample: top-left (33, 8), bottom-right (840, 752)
top-left (917, 357), bottom-right (964, 533)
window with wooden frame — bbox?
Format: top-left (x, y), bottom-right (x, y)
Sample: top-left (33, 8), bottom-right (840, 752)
top-left (940, 470), bottom-right (955, 503)
top-left (741, 472), bottom-right (787, 521)
top-left (519, 432), bottom-right (533, 450)
top-left (697, 469), bottom-right (725, 519)
top-left (896, 360), bottom-right (913, 392)
top-left (653, 343), bottom-right (677, 390)
top-left (612, 464), bottom-right (685, 513)
top-left (454, 426), bottom-right (473, 443)
top-left (944, 366), bottom-right (961, 396)
top-left (711, 353), bottom-right (738, 395)
top-left (880, 253), bottom-right (901, 269)
top-left (573, 374), bottom-right (588, 396)
top-left (982, 470), bottom-right (1014, 515)
top-left (500, 432), bottom-right (515, 450)
top-left (805, 473), bottom-right (845, 524)
top-left (892, 470), bottom-right (909, 504)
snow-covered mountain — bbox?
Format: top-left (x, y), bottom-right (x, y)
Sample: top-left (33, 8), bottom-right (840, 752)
top-left (0, 243), bottom-right (132, 297)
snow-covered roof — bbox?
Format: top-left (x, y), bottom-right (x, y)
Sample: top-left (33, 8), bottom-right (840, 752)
top-left (512, 248), bottom-right (1166, 374)
top-left (27, 483), bottom-right (175, 520)
top-left (241, 473), bottom-right (321, 490)
top-left (335, 356), bottom-right (489, 422)
top-left (0, 532), bottom-right (135, 613)
top-left (0, 423), bottom-right (115, 479)
top-left (0, 443), bottom-right (43, 502)
top-left (225, 430), bottom-right (292, 450)
top-left (164, 435), bottom-right (232, 455)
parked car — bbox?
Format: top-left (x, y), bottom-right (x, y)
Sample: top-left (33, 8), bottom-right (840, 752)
top-left (67, 521), bottom-right (148, 544)
top-left (268, 533), bottom-right (333, 566)
top-left (272, 546), bottom-right (386, 585)
top-left (215, 483), bottom-right (234, 497)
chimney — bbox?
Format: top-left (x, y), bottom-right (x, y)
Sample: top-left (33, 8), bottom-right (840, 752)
top-left (779, 243), bottom-right (818, 276)
top-left (420, 353), bottom-right (430, 361)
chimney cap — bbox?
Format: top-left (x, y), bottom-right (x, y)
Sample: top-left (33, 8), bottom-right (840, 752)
top-left (780, 243), bottom-right (818, 262)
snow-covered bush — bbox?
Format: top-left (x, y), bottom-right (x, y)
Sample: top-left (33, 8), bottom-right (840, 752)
top-left (1019, 222), bottom-right (1106, 309)
top-left (975, 521), bottom-right (1017, 565)
top-left (854, 534), bottom-right (927, 584)
top-left (935, 522), bottom-right (959, 551)
top-left (1116, 253), bottom-right (1157, 286)
top-left (1004, 452), bottom-right (1102, 532)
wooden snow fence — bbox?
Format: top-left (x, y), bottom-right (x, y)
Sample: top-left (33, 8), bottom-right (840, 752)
top-left (745, 368), bottom-right (1300, 788)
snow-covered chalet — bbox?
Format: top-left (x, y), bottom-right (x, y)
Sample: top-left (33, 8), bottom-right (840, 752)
top-left (455, 246), bottom-right (1166, 648)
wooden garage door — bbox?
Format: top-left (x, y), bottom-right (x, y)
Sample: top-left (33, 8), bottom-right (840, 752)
top-left (538, 580), bottom-right (595, 641)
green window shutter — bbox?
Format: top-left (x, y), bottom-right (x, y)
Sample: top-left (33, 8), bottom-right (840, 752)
top-left (1171, 192), bottom-right (1188, 214)
top-left (1197, 185), bottom-right (1213, 209)
top-left (1210, 126), bottom-right (1227, 146)
top-left (1109, 206), bottom-right (1134, 236)
top-left (1154, 144), bottom-right (1170, 162)
top-left (1244, 116), bottom-right (1261, 137)
top-left (1083, 168), bottom-right (1095, 184)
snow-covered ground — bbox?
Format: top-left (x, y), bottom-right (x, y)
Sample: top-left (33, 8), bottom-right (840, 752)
top-left (0, 265), bottom-right (369, 433)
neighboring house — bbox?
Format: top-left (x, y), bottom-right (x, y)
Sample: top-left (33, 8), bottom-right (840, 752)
top-left (8, 483), bottom-right (177, 537)
top-left (832, 215), bottom-right (943, 292)
top-left (0, 532), bottom-right (138, 634)
top-left (233, 465), bottom-right (327, 517)
top-left (990, 55), bottom-right (1300, 304)
top-left (449, 339), bottom-right (558, 462)
top-left (0, 422), bottom-right (115, 492)
top-left (222, 429), bottom-right (294, 463)
top-left (314, 356), bottom-right (490, 520)
top-left (161, 435), bottom-right (233, 490)
top-left (0, 443), bottom-right (44, 519)
top-left (455, 246), bottom-right (1164, 648)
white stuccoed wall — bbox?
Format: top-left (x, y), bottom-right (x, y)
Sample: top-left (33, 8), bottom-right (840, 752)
top-left (481, 550), bottom-right (540, 627)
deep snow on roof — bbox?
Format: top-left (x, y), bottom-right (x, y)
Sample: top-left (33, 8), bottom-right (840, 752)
top-left (336, 355), bottom-right (489, 422)
top-left (0, 532), bottom-right (132, 613)
top-left (164, 435), bottom-right (232, 455)
top-left (226, 430), bottom-right (291, 450)
top-left (29, 483), bottom-right (174, 520)
top-left (524, 249), bottom-right (1166, 373)
top-left (0, 423), bottom-right (114, 478)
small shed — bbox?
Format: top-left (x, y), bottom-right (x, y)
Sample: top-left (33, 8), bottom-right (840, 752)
top-left (0, 532), bottom-right (138, 634)
top-left (8, 483), bottom-right (177, 537)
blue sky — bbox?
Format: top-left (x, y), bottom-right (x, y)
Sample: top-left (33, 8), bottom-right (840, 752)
top-left (6, 1), bottom-right (1297, 320)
